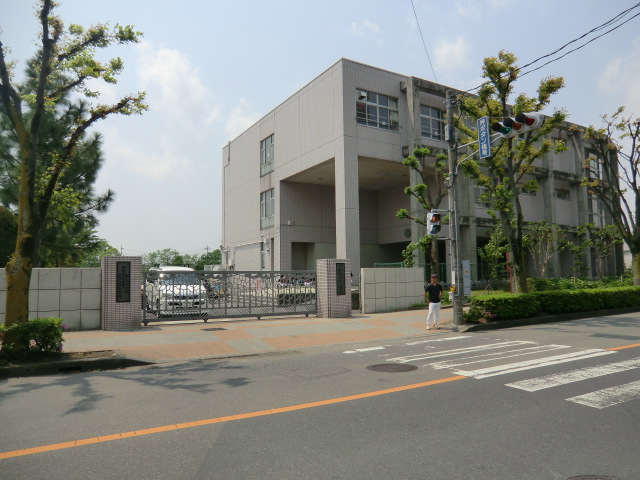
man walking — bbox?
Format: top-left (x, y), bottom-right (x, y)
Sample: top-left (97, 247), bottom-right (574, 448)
top-left (424, 273), bottom-right (443, 330)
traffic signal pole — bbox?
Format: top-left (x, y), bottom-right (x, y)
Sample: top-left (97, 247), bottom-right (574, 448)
top-left (445, 90), bottom-right (464, 329)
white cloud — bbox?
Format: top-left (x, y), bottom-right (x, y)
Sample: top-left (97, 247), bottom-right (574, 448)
top-left (597, 36), bottom-right (640, 115)
top-left (455, 0), bottom-right (511, 17)
top-left (454, 1), bottom-right (479, 18)
top-left (100, 126), bottom-right (193, 180)
top-left (434, 36), bottom-right (472, 73)
top-left (349, 19), bottom-right (381, 38)
top-left (135, 41), bottom-right (219, 128)
top-left (225, 98), bottom-right (260, 140)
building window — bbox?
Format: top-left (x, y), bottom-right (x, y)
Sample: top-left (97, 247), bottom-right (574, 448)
top-left (420, 105), bottom-right (443, 140)
top-left (260, 134), bottom-right (274, 176)
top-left (260, 189), bottom-right (275, 229)
top-left (587, 151), bottom-right (604, 180)
top-left (554, 188), bottom-right (570, 200)
top-left (356, 89), bottom-right (399, 132)
top-left (588, 196), bottom-right (605, 227)
top-left (474, 185), bottom-right (490, 208)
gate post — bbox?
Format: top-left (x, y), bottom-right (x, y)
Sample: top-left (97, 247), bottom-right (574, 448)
top-left (101, 256), bottom-right (142, 331)
top-left (316, 259), bottom-right (351, 318)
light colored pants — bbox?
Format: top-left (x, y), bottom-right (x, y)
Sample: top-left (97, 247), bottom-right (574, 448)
top-left (427, 302), bottom-right (441, 326)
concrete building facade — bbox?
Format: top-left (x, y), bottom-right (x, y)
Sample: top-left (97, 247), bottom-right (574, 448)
top-left (221, 59), bottom-right (624, 283)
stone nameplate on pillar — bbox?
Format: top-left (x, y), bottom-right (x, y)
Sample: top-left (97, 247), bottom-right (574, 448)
top-left (336, 262), bottom-right (345, 296)
top-left (116, 261), bottom-right (131, 303)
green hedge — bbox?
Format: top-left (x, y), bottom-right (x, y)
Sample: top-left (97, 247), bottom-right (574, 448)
top-left (470, 293), bottom-right (541, 321)
top-left (0, 317), bottom-right (66, 355)
top-left (468, 286), bottom-right (640, 322)
top-left (535, 287), bottom-right (640, 314)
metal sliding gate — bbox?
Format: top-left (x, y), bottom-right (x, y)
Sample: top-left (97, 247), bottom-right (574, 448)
top-left (142, 270), bottom-right (317, 325)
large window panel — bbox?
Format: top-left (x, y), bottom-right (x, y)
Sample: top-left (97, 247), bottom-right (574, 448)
top-left (356, 89), bottom-right (400, 132)
top-left (260, 188), bottom-right (275, 229)
top-left (420, 105), bottom-right (443, 140)
top-left (260, 134), bottom-right (275, 176)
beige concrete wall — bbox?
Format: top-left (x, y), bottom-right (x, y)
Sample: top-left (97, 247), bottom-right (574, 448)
top-left (360, 267), bottom-right (424, 314)
top-left (0, 268), bottom-right (101, 330)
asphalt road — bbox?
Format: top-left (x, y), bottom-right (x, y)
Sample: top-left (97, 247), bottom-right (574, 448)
top-left (1, 313), bottom-right (639, 479)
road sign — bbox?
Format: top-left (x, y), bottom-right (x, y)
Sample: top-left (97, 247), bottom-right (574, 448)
top-left (478, 116), bottom-right (491, 159)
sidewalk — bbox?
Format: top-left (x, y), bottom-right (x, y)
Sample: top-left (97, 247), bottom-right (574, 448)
top-left (61, 307), bottom-right (455, 364)
top-left (5, 306), bottom-right (637, 378)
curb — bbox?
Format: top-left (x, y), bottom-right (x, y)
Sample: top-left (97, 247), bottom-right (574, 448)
top-left (459, 306), bottom-right (640, 332)
top-left (0, 355), bottom-right (152, 379)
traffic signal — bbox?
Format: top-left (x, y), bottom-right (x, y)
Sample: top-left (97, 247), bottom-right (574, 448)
top-left (491, 119), bottom-right (519, 138)
top-left (491, 112), bottom-right (545, 138)
top-left (427, 212), bottom-right (441, 235)
top-left (514, 112), bottom-right (545, 132)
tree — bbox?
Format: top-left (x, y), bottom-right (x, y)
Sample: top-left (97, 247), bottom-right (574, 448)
top-left (0, 206), bottom-right (17, 267)
top-left (396, 147), bottom-right (450, 274)
top-left (142, 248), bottom-right (222, 271)
top-left (456, 50), bottom-right (567, 292)
top-left (523, 220), bottom-right (565, 278)
top-left (0, 0), bottom-right (147, 347)
top-left (579, 107), bottom-right (640, 284)
top-left (0, 63), bottom-right (115, 267)
top-left (193, 250), bottom-right (222, 270)
top-left (142, 249), bottom-right (182, 271)
top-left (478, 223), bottom-right (509, 280)
top-left (76, 237), bottom-right (119, 267)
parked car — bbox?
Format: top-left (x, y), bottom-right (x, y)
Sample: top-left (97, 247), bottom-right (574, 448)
top-left (145, 266), bottom-right (208, 312)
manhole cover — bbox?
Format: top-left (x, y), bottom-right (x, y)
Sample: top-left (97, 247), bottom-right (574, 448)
top-left (366, 363), bottom-right (418, 373)
top-left (203, 327), bottom-right (227, 331)
top-left (567, 476), bottom-right (618, 480)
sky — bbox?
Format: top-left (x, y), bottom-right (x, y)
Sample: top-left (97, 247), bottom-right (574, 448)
top-left (2, 0), bottom-right (640, 258)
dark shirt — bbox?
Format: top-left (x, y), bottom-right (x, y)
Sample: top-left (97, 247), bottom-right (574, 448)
top-left (425, 282), bottom-right (443, 303)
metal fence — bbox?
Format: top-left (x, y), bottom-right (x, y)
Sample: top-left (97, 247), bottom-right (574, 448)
top-left (142, 270), bottom-right (317, 325)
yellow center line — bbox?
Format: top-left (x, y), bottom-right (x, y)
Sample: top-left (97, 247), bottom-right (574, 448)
top-left (0, 375), bottom-right (466, 460)
top-left (607, 342), bottom-right (640, 351)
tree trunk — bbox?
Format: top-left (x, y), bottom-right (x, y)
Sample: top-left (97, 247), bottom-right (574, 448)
top-left (430, 239), bottom-right (439, 277)
top-left (515, 244), bottom-right (529, 293)
top-left (3, 142), bottom-right (37, 355)
top-left (633, 252), bottom-right (640, 287)
top-left (3, 250), bottom-right (32, 356)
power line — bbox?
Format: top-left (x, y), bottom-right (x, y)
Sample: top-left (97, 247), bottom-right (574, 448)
top-left (518, 10), bottom-right (640, 78)
top-left (462, 2), bottom-right (640, 96)
top-left (410, 0), bottom-right (438, 83)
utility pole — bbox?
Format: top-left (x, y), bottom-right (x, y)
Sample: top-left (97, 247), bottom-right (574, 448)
top-left (446, 90), bottom-right (464, 328)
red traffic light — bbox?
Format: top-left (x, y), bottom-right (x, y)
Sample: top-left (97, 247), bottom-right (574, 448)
top-left (514, 112), bottom-right (544, 131)
top-left (427, 212), bottom-right (441, 235)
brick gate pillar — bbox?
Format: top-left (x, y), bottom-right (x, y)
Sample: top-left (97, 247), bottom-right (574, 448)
top-left (316, 258), bottom-right (351, 318)
top-left (101, 256), bottom-right (142, 331)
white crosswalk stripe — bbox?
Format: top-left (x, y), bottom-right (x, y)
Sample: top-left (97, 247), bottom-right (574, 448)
top-left (346, 335), bottom-right (640, 409)
top-left (450, 349), bottom-right (615, 379)
top-left (387, 340), bottom-right (539, 364)
top-left (566, 380), bottom-right (640, 409)
top-left (428, 344), bottom-right (572, 370)
top-left (506, 358), bottom-right (640, 392)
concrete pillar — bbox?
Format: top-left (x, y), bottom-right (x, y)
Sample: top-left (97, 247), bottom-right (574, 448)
top-left (404, 77), bottom-right (427, 266)
top-left (335, 142), bottom-right (361, 284)
top-left (101, 256), bottom-right (142, 331)
top-left (316, 258), bottom-right (351, 318)
top-left (540, 155), bottom-right (561, 277)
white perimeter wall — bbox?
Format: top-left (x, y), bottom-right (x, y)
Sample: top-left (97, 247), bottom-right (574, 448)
top-left (0, 268), bottom-right (101, 330)
top-left (360, 267), bottom-right (424, 314)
